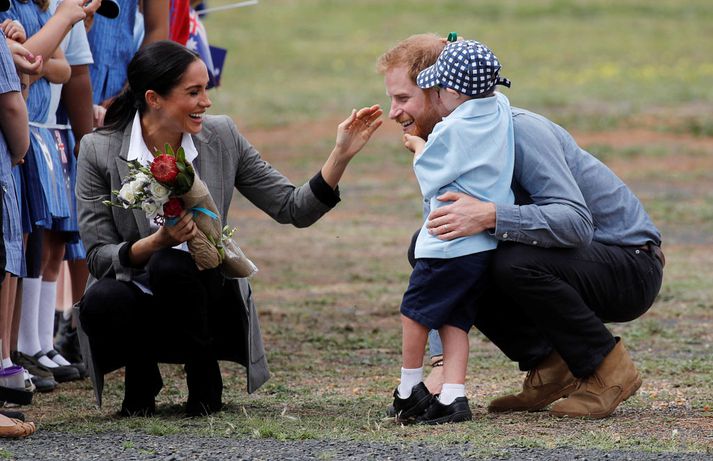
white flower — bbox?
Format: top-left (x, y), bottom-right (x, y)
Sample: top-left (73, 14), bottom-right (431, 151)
top-left (130, 178), bottom-right (147, 195)
top-left (149, 181), bottom-right (170, 203)
top-left (118, 183), bottom-right (136, 206)
top-left (141, 199), bottom-right (160, 218)
top-left (134, 172), bottom-right (150, 184)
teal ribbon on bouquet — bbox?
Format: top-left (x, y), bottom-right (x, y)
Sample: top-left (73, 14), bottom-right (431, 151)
top-left (165, 206), bottom-right (218, 226)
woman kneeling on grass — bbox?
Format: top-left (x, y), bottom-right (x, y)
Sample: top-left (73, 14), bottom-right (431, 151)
top-left (76, 40), bottom-right (382, 417)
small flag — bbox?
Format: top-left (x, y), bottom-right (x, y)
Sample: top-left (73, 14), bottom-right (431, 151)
top-left (186, 8), bottom-right (227, 88)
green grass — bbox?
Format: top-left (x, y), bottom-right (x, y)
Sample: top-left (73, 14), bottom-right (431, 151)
top-left (203, 0), bottom-right (713, 130)
top-left (19, 0), bottom-right (713, 455)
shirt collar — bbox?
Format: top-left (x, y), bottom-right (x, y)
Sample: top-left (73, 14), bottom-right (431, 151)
top-left (127, 112), bottom-right (199, 166)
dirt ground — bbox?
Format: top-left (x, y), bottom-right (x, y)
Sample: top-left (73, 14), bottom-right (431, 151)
top-left (13, 117), bottom-right (712, 458)
top-left (217, 116), bottom-right (713, 451)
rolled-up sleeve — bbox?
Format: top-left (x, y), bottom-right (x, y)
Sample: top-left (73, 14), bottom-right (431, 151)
top-left (494, 113), bottom-right (593, 248)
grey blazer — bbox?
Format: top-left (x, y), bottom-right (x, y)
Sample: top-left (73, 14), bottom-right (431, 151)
top-left (76, 114), bottom-right (334, 406)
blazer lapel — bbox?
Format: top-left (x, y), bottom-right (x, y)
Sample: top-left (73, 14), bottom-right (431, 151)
top-left (114, 124), bottom-right (150, 238)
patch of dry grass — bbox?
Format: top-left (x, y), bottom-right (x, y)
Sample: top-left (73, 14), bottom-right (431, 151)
top-left (23, 122), bottom-right (712, 455)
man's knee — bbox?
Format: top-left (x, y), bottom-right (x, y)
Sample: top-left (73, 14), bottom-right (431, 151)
top-left (492, 243), bottom-right (528, 286)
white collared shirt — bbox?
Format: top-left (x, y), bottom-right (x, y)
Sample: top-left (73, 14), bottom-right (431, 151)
top-left (127, 111), bottom-right (199, 166)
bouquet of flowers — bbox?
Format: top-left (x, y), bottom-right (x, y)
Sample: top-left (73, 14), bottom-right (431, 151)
top-left (104, 144), bottom-right (258, 278)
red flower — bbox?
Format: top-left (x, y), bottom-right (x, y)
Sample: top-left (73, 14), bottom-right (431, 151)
top-left (163, 197), bottom-right (184, 218)
top-left (151, 154), bottom-right (179, 184)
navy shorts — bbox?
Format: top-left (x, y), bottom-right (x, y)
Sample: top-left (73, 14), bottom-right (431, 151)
top-left (400, 251), bottom-right (493, 332)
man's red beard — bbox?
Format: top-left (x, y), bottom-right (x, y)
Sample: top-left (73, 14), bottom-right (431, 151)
top-left (412, 91), bottom-right (442, 141)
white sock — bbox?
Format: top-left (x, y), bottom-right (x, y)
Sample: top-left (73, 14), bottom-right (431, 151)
top-left (49, 352), bottom-right (71, 366)
top-left (398, 367), bottom-right (423, 398)
top-left (438, 383), bottom-right (466, 405)
top-left (38, 280), bottom-right (58, 355)
top-left (37, 354), bottom-right (58, 368)
top-left (1, 357), bottom-right (13, 369)
top-left (18, 277), bottom-right (43, 357)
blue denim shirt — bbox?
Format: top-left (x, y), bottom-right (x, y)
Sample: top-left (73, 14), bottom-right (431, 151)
top-left (494, 108), bottom-right (661, 248)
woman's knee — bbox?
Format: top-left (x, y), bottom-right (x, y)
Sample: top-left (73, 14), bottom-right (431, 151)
top-left (79, 279), bottom-right (135, 333)
top-left (146, 249), bottom-right (196, 282)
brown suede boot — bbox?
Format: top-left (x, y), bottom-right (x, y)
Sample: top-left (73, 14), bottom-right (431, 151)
top-left (550, 339), bottom-right (642, 419)
top-left (487, 350), bottom-right (577, 413)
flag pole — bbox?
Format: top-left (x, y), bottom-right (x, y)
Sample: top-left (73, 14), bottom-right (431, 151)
top-left (197, 0), bottom-right (258, 16)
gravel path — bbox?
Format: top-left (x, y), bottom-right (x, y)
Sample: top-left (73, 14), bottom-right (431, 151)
top-left (3, 432), bottom-right (710, 461)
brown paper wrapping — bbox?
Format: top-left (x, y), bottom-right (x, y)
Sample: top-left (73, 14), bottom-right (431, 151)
top-left (179, 174), bottom-right (258, 278)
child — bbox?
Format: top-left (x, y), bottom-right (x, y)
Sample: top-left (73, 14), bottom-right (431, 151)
top-left (392, 39), bottom-right (515, 424)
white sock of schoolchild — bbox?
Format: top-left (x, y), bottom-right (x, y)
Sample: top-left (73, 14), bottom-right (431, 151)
top-left (38, 281), bottom-right (70, 366)
top-left (438, 383), bottom-right (466, 405)
top-left (398, 367), bottom-right (423, 398)
top-left (1, 357), bottom-right (12, 369)
top-left (17, 277), bottom-right (43, 357)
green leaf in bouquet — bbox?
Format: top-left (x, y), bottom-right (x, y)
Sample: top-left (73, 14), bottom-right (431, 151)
top-left (176, 146), bottom-right (186, 164)
top-left (163, 143), bottom-right (175, 157)
top-left (175, 173), bottom-right (191, 194)
top-left (177, 162), bottom-right (186, 174)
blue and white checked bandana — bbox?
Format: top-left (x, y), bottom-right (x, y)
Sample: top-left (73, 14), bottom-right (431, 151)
top-left (417, 40), bottom-right (511, 97)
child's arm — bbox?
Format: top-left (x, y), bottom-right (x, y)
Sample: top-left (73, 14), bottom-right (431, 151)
top-left (6, 39), bottom-right (43, 76)
top-left (403, 133), bottom-right (426, 157)
top-left (0, 90), bottom-right (30, 165)
top-left (21, 0), bottom-right (86, 63)
top-left (37, 47), bottom-right (70, 84)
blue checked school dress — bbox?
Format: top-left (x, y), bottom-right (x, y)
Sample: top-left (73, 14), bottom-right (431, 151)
top-left (87, 0), bottom-right (137, 104)
top-left (1, 2), bottom-right (71, 231)
top-left (0, 34), bottom-right (25, 277)
top-left (51, 107), bottom-right (85, 260)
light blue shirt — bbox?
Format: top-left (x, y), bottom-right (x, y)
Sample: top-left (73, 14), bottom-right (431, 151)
top-left (414, 92), bottom-right (515, 259)
top-left (494, 108), bottom-right (661, 247)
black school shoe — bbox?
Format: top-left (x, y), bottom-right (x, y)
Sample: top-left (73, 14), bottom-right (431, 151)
top-left (392, 382), bottom-right (432, 423)
top-left (416, 396), bottom-right (472, 425)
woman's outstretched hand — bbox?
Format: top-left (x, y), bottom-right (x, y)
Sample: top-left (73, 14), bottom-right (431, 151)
top-left (322, 105), bottom-right (382, 189)
top-left (335, 104), bottom-right (383, 160)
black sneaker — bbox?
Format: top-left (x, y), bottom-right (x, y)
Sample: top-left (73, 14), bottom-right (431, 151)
top-left (417, 396), bottom-right (472, 425)
top-left (392, 382), bottom-right (432, 423)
